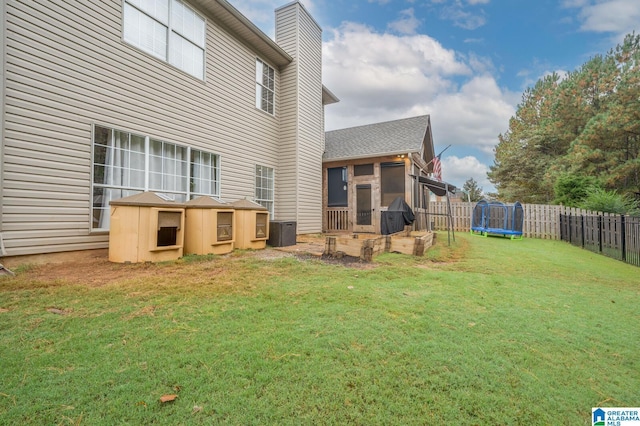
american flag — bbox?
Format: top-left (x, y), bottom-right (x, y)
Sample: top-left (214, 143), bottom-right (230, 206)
top-left (432, 155), bottom-right (442, 181)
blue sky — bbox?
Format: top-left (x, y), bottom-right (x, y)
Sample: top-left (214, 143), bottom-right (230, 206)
top-left (233, 0), bottom-right (640, 193)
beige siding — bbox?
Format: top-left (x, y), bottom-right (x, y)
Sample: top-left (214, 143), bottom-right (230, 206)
top-left (275, 3), bottom-right (323, 233)
top-left (2, 0), bottom-right (283, 255)
top-left (274, 5), bottom-right (299, 222)
top-left (0, 0), bottom-right (6, 233)
top-left (296, 8), bottom-right (323, 233)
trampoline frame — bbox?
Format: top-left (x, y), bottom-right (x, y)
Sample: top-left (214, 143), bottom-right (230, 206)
top-left (470, 200), bottom-right (524, 240)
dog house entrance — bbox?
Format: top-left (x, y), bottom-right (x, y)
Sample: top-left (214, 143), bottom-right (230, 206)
top-left (157, 211), bottom-right (182, 246)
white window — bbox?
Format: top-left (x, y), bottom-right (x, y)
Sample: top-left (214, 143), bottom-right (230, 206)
top-left (255, 59), bottom-right (275, 115)
top-left (92, 125), bottom-right (220, 230)
top-left (123, 0), bottom-right (205, 79)
top-left (255, 165), bottom-right (274, 215)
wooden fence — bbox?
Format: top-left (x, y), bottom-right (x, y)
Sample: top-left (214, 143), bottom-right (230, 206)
top-left (326, 201), bottom-right (640, 267)
top-left (425, 202), bottom-right (603, 240)
top-left (328, 201), bottom-right (629, 242)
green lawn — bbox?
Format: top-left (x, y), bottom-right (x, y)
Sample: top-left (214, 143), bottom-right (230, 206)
top-left (0, 233), bottom-right (638, 425)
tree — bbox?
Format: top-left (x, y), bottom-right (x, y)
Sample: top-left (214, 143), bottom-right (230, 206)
top-left (462, 177), bottom-right (483, 202)
top-left (553, 173), bottom-right (600, 207)
top-left (488, 73), bottom-right (562, 203)
top-left (580, 187), bottom-right (639, 215)
top-left (490, 32), bottom-right (640, 203)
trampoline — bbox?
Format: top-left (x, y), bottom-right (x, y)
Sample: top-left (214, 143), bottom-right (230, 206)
top-left (471, 200), bottom-right (524, 239)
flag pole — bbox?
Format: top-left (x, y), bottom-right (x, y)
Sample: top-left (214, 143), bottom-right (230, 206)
top-left (424, 144), bottom-right (452, 168)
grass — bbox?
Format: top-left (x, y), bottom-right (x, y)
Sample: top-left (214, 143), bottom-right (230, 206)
top-left (0, 233), bottom-right (638, 425)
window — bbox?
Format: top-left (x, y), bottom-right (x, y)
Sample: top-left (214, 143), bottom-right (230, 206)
top-left (327, 167), bottom-right (348, 207)
top-left (380, 162), bottom-right (406, 206)
top-left (256, 59), bottom-right (275, 115)
top-left (123, 0), bottom-right (205, 79)
top-left (354, 163), bottom-right (374, 176)
top-left (92, 125), bottom-right (219, 230)
top-left (255, 165), bottom-right (274, 215)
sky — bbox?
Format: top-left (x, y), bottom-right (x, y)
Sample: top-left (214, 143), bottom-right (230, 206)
top-left (232, 0), bottom-right (640, 194)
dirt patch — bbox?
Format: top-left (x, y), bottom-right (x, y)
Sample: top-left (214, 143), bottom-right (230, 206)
top-left (4, 253), bottom-right (162, 287)
top-left (0, 235), bottom-right (377, 287)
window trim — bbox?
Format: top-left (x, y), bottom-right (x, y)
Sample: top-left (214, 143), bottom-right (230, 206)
top-left (327, 166), bottom-right (348, 207)
top-left (380, 161), bottom-right (406, 207)
top-left (254, 164), bottom-right (275, 216)
top-left (90, 123), bottom-right (220, 231)
top-left (255, 58), bottom-right (276, 116)
top-left (122, 0), bottom-right (206, 80)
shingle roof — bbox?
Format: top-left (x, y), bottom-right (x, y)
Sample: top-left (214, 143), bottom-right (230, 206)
top-left (323, 115), bottom-right (430, 162)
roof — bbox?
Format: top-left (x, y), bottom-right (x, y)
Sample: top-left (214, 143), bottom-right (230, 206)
top-left (193, 1), bottom-right (338, 103)
top-left (109, 192), bottom-right (184, 207)
top-left (195, 0), bottom-right (293, 68)
top-left (324, 115), bottom-right (431, 162)
top-left (230, 199), bottom-right (268, 210)
top-left (185, 196), bottom-right (231, 209)
top-left (322, 85), bottom-right (340, 105)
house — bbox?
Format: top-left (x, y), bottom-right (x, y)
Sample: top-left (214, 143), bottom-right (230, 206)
top-left (323, 115), bottom-right (445, 234)
top-left (0, 0), bottom-right (338, 257)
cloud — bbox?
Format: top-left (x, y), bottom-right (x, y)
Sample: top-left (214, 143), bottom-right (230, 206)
top-left (465, 52), bottom-right (495, 74)
top-left (322, 22), bottom-right (517, 193)
top-left (323, 22), bottom-right (472, 118)
top-left (388, 8), bottom-right (422, 35)
top-left (441, 156), bottom-right (492, 193)
top-left (439, 0), bottom-right (487, 30)
top-left (564, 0), bottom-right (640, 38)
top-left (427, 75), bottom-right (516, 154)
top-left (322, 23), bottom-right (515, 138)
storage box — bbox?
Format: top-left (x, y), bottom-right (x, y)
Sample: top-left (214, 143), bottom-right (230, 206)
top-left (268, 221), bottom-right (297, 247)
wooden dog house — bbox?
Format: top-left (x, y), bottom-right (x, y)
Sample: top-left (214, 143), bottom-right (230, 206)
top-left (231, 199), bottom-right (269, 250)
top-left (184, 196), bottom-right (236, 255)
top-left (108, 192), bottom-right (185, 263)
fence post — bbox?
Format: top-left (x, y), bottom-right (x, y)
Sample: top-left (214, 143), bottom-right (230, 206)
top-left (621, 215), bottom-right (626, 261)
top-left (598, 215), bottom-right (603, 253)
top-left (580, 215), bottom-right (585, 248)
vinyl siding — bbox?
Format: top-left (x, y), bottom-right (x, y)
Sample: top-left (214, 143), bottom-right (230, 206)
top-left (0, 0), bottom-right (6, 232)
top-left (274, 5), bottom-right (298, 223)
top-left (295, 8), bottom-right (323, 233)
top-left (2, 0), bottom-right (282, 256)
top-left (275, 3), bottom-right (323, 233)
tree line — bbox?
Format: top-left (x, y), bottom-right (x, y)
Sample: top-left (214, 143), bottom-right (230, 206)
top-left (488, 33), bottom-right (640, 214)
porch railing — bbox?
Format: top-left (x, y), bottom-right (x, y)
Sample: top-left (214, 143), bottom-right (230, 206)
top-left (326, 208), bottom-right (350, 232)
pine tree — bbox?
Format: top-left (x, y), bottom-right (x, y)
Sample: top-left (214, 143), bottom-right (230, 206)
top-left (489, 32), bottom-right (640, 202)
top-left (462, 177), bottom-right (483, 202)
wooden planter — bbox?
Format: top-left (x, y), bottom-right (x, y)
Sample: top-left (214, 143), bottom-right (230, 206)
top-left (388, 230), bottom-right (433, 256)
top-left (324, 229), bottom-right (434, 261)
top-left (324, 234), bottom-right (387, 261)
